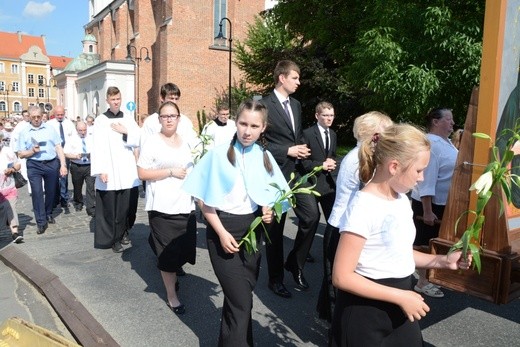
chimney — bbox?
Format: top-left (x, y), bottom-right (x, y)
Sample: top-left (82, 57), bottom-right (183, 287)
top-left (41, 34), bottom-right (46, 45)
top-left (17, 31), bottom-right (22, 43)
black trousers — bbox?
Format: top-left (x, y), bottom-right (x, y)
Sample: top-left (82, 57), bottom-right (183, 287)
top-left (315, 190), bottom-right (339, 321)
top-left (411, 198), bottom-right (445, 247)
top-left (69, 162), bottom-right (95, 214)
top-left (207, 211), bottom-right (260, 347)
top-left (94, 188), bottom-right (132, 248)
top-left (266, 181), bottom-right (320, 282)
top-left (27, 158), bottom-right (59, 227)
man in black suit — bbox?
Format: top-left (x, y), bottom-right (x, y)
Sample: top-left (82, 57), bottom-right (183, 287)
top-left (302, 101), bottom-right (337, 223)
top-left (301, 102), bottom-right (339, 320)
top-left (262, 60), bottom-right (319, 298)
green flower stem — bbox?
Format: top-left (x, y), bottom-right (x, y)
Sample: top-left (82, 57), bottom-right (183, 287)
top-left (449, 124), bottom-right (520, 273)
top-left (239, 165), bottom-right (323, 254)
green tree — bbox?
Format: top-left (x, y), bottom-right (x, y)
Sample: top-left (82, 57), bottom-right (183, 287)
top-left (235, 0), bottom-right (485, 136)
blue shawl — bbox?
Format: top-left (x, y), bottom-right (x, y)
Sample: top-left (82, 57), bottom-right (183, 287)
top-left (183, 141), bottom-right (290, 212)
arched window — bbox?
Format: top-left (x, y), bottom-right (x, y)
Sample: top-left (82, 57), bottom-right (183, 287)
top-left (0, 101), bottom-right (5, 111)
top-left (13, 101), bottom-right (21, 112)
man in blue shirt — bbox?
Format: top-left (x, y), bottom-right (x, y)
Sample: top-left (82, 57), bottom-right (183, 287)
top-left (17, 105), bottom-right (68, 234)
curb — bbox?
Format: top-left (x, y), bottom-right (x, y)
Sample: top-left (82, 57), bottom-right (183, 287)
top-left (0, 245), bottom-right (119, 347)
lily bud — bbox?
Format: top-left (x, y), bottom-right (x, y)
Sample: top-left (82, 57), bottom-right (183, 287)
top-left (470, 171), bottom-right (493, 195)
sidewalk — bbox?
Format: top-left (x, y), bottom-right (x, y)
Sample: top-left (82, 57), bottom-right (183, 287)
top-left (1, 183), bottom-right (519, 346)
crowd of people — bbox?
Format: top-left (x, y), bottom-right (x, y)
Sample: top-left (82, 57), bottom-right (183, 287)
top-left (0, 60), bottom-right (473, 346)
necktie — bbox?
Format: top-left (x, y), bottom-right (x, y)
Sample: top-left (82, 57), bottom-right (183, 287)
top-left (282, 100), bottom-right (294, 131)
top-left (324, 129), bottom-right (329, 155)
top-left (59, 121), bottom-right (65, 147)
top-left (82, 138), bottom-right (88, 163)
top-left (282, 100), bottom-right (291, 122)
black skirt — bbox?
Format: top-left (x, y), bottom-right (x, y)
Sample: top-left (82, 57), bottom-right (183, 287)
top-left (330, 275), bottom-right (423, 347)
top-left (148, 210), bottom-right (197, 272)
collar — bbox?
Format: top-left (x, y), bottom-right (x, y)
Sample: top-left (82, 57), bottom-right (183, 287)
top-left (215, 118), bottom-right (227, 127)
top-left (273, 89), bottom-right (289, 106)
top-left (317, 123), bottom-right (329, 134)
top-left (104, 109), bottom-right (124, 119)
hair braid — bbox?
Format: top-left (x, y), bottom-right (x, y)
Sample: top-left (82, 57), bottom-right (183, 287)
top-left (227, 133), bottom-right (238, 166)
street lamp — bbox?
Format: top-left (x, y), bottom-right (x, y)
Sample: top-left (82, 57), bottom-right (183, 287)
top-left (126, 44), bottom-right (151, 117)
top-left (214, 17), bottom-right (232, 112)
top-left (1, 84), bottom-right (15, 118)
top-left (38, 77), bottom-right (57, 103)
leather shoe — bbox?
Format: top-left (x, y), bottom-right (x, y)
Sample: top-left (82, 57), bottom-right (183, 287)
top-left (37, 223), bottom-right (48, 235)
top-left (285, 263), bottom-right (309, 290)
top-left (306, 253), bottom-right (315, 263)
top-left (46, 215), bottom-right (56, 224)
top-left (268, 281), bottom-right (292, 298)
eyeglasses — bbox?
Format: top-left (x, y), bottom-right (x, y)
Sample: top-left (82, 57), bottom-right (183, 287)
top-left (159, 114), bottom-right (180, 120)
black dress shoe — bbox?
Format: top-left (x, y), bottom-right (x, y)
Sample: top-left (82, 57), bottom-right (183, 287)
top-left (285, 263), bottom-right (309, 290)
top-left (46, 215), bottom-right (56, 224)
top-left (306, 253), bottom-right (315, 263)
top-left (37, 223), bottom-right (48, 234)
top-left (268, 281), bottom-right (292, 298)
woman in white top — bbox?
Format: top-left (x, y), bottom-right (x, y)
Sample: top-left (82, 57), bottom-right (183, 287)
top-left (411, 107), bottom-right (458, 298)
top-left (331, 124), bottom-right (471, 347)
top-left (137, 101), bottom-right (196, 315)
top-left (318, 111), bottom-right (392, 322)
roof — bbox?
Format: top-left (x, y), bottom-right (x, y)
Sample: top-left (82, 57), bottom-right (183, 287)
top-left (0, 31), bottom-right (47, 59)
top-left (49, 55), bottom-right (73, 69)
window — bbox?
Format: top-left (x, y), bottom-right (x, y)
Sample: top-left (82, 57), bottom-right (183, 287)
top-left (38, 75), bottom-right (44, 85)
top-left (0, 101), bottom-right (5, 111)
top-left (0, 63), bottom-right (4, 73)
top-left (14, 102), bottom-right (21, 112)
top-left (28, 88), bottom-right (35, 97)
top-left (12, 82), bottom-right (19, 92)
top-left (213, 0), bottom-right (227, 39)
top-left (28, 74), bottom-right (34, 84)
top-left (39, 88), bottom-right (45, 98)
top-left (11, 64), bottom-right (18, 74)
top-left (0, 81), bottom-right (4, 91)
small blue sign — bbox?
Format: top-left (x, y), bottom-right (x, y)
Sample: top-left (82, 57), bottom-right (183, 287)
top-left (126, 101), bottom-right (136, 111)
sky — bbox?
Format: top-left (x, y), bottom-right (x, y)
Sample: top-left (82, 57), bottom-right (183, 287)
top-left (0, 0), bottom-right (88, 58)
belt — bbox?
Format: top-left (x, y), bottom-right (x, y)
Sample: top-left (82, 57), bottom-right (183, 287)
top-left (29, 157), bottom-right (57, 164)
top-left (71, 161), bottom-right (90, 166)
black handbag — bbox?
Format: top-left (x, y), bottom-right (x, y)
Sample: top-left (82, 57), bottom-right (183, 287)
top-left (13, 171), bottom-right (28, 189)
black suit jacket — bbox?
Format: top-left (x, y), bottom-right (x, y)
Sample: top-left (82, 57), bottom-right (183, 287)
top-left (261, 92), bottom-right (304, 179)
top-left (301, 124), bottom-right (337, 195)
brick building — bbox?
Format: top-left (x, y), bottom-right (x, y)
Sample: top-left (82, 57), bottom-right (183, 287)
top-left (83, 0), bottom-right (275, 128)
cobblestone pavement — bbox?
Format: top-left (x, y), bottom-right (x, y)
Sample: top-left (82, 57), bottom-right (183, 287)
top-left (1, 182), bottom-right (519, 346)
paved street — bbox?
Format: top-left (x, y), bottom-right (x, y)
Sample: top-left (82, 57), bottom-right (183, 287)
top-left (1, 183), bottom-right (519, 346)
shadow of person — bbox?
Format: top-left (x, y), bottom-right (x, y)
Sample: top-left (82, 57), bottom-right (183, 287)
top-left (120, 221), bottom-right (225, 345)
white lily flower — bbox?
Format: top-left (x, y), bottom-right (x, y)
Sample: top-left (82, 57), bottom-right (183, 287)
top-left (470, 171), bottom-right (493, 195)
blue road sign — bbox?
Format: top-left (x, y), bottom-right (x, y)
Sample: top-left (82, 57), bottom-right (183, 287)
top-left (127, 101), bottom-right (136, 111)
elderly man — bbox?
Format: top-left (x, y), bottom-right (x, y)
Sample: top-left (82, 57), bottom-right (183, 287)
top-left (64, 121), bottom-right (95, 217)
top-left (16, 105), bottom-right (67, 234)
top-left (48, 106), bottom-right (75, 209)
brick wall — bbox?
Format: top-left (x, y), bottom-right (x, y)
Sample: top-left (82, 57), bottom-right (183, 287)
top-left (87, 0), bottom-right (265, 130)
